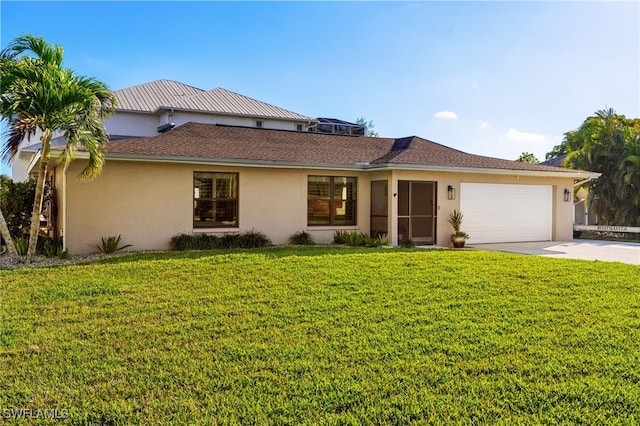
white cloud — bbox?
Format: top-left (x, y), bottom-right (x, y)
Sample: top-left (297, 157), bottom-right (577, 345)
top-left (472, 82), bottom-right (480, 91)
top-left (503, 128), bottom-right (549, 144)
top-left (434, 111), bottom-right (458, 120)
top-left (478, 120), bottom-right (490, 129)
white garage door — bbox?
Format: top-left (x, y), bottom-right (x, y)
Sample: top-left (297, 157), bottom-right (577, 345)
top-left (460, 183), bottom-right (552, 244)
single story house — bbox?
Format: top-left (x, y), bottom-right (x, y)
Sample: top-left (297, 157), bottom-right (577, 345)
top-left (31, 122), bottom-right (598, 253)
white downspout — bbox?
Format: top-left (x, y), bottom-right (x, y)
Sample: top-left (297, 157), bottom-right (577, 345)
top-left (62, 167), bottom-right (67, 250)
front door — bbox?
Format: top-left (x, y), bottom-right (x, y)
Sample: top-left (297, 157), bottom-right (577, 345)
top-left (397, 181), bottom-right (436, 244)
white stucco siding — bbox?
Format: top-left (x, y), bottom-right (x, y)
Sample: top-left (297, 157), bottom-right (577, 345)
top-left (171, 111), bottom-right (306, 131)
top-left (104, 112), bottom-right (159, 137)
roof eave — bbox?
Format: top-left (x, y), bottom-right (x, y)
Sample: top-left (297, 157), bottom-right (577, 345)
top-left (65, 151), bottom-right (600, 178)
top-left (367, 163), bottom-right (601, 178)
top-left (115, 106), bottom-right (316, 123)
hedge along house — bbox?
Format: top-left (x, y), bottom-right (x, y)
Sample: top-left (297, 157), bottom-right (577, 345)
top-left (22, 122), bottom-right (598, 254)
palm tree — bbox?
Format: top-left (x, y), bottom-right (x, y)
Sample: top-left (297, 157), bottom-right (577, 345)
top-left (564, 108), bottom-right (640, 226)
top-left (0, 35), bottom-right (116, 261)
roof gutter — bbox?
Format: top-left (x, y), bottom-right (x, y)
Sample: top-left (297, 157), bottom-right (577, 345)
top-left (365, 163), bottom-right (601, 179)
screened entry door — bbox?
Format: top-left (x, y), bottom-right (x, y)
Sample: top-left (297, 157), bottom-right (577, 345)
top-left (397, 181), bottom-right (436, 244)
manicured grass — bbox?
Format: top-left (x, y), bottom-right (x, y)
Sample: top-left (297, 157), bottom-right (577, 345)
top-left (1, 247), bottom-right (639, 424)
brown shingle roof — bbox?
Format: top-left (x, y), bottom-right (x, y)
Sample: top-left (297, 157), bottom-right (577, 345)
top-left (103, 122), bottom-right (582, 174)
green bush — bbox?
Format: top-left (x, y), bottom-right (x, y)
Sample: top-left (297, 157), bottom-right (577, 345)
top-left (57, 247), bottom-right (70, 259)
top-left (399, 238), bottom-right (415, 248)
top-left (170, 230), bottom-right (271, 251)
top-left (237, 230), bottom-right (271, 248)
top-left (333, 230), bottom-right (390, 247)
top-left (333, 230), bottom-right (349, 245)
top-left (373, 233), bottom-right (391, 246)
top-left (38, 237), bottom-right (65, 258)
top-left (289, 231), bottom-right (315, 245)
top-left (96, 235), bottom-right (132, 254)
top-left (0, 176), bottom-right (35, 239)
top-left (169, 233), bottom-right (218, 251)
top-left (14, 236), bottom-right (28, 256)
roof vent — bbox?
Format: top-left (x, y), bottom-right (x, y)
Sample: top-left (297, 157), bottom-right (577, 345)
top-left (157, 122), bottom-right (175, 133)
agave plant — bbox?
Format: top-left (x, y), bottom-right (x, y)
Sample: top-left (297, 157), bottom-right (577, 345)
top-left (96, 235), bottom-right (132, 254)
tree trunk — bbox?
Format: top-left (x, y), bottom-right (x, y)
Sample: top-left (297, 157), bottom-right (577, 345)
top-left (0, 207), bottom-right (18, 258)
top-left (26, 130), bottom-right (51, 262)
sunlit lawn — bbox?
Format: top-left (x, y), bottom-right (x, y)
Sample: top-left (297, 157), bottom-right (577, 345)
top-left (1, 247), bottom-right (639, 424)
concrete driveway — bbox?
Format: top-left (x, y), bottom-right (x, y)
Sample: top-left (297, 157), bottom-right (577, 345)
top-left (468, 239), bottom-right (640, 265)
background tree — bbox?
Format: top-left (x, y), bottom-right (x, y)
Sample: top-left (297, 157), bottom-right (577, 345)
top-left (355, 117), bottom-right (380, 137)
top-left (0, 175), bottom-right (35, 238)
top-left (515, 152), bottom-right (539, 164)
top-left (0, 35), bottom-right (117, 261)
top-left (546, 108), bottom-right (640, 226)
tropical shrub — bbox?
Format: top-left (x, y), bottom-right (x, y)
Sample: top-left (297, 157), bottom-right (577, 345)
top-left (333, 230), bottom-right (390, 247)
top-left (0, 176), bottom-right (36, 238)
top-left (39, 238), bottom-right (63, 258)
top-left (96, 235), bottom-right (132, 254)
top-left (169, 230), bottom-right (271, 251)
top-left (14, 236), bottom-right (28, 256)
top-left (399, 238), bottom-right (415, 248)
top-left (236, 230), bottom-right (272, 248)
top-left (333, 230), bottom-right (350, 245)
top-left (289, 231), bottom-right (315, 245)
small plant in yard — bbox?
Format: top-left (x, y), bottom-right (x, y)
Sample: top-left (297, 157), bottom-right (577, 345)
top-left (333, 230), bottom-right (389, 247)
top-left (96, 235), bottom-right (132, 254)
top-left (343, 231), bottom-right (366, 246)
top-left (56, 247), bottom-right (69, 259)
top-left (374, 233), bottom-right (391, 246)
top-left (236, 229), bottom-right (271, 248)
top-left (447, 209), bottom-right (469, 248)
top-left (289, 230), bottom-right (315, 245)
top-left (13, 236), bottom-right (28, 256)
top-left (169, 230), bottom-right (271, 251)
top-left (39, 237), bottom-right (64, 258)
top-left (333, 230), bottom-right (349, 244)
top-left (333, 230), bottom-right (364, 246)
top-left (399, 238), bottom-right (415, 248)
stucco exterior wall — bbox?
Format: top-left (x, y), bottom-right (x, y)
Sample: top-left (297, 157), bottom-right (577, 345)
top-left (103, 112), bottom-right (159, 137)
top-left (60, 160), bottom-right (576, 254)
top-left (102, 111), bottom-right (308, 141)
top-left (166, 111), bottom-right (307, 131)
top-left (11, 155), bottom-right (33, 182)
top-left (63, 160), bottom-right (370, 254)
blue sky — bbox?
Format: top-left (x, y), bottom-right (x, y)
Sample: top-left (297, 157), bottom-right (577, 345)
top-left (1, 1), bottom-right (639, 177)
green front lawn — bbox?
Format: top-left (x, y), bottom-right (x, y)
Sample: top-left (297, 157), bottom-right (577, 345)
top-left (1, 248), bottom-right (639, 424)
